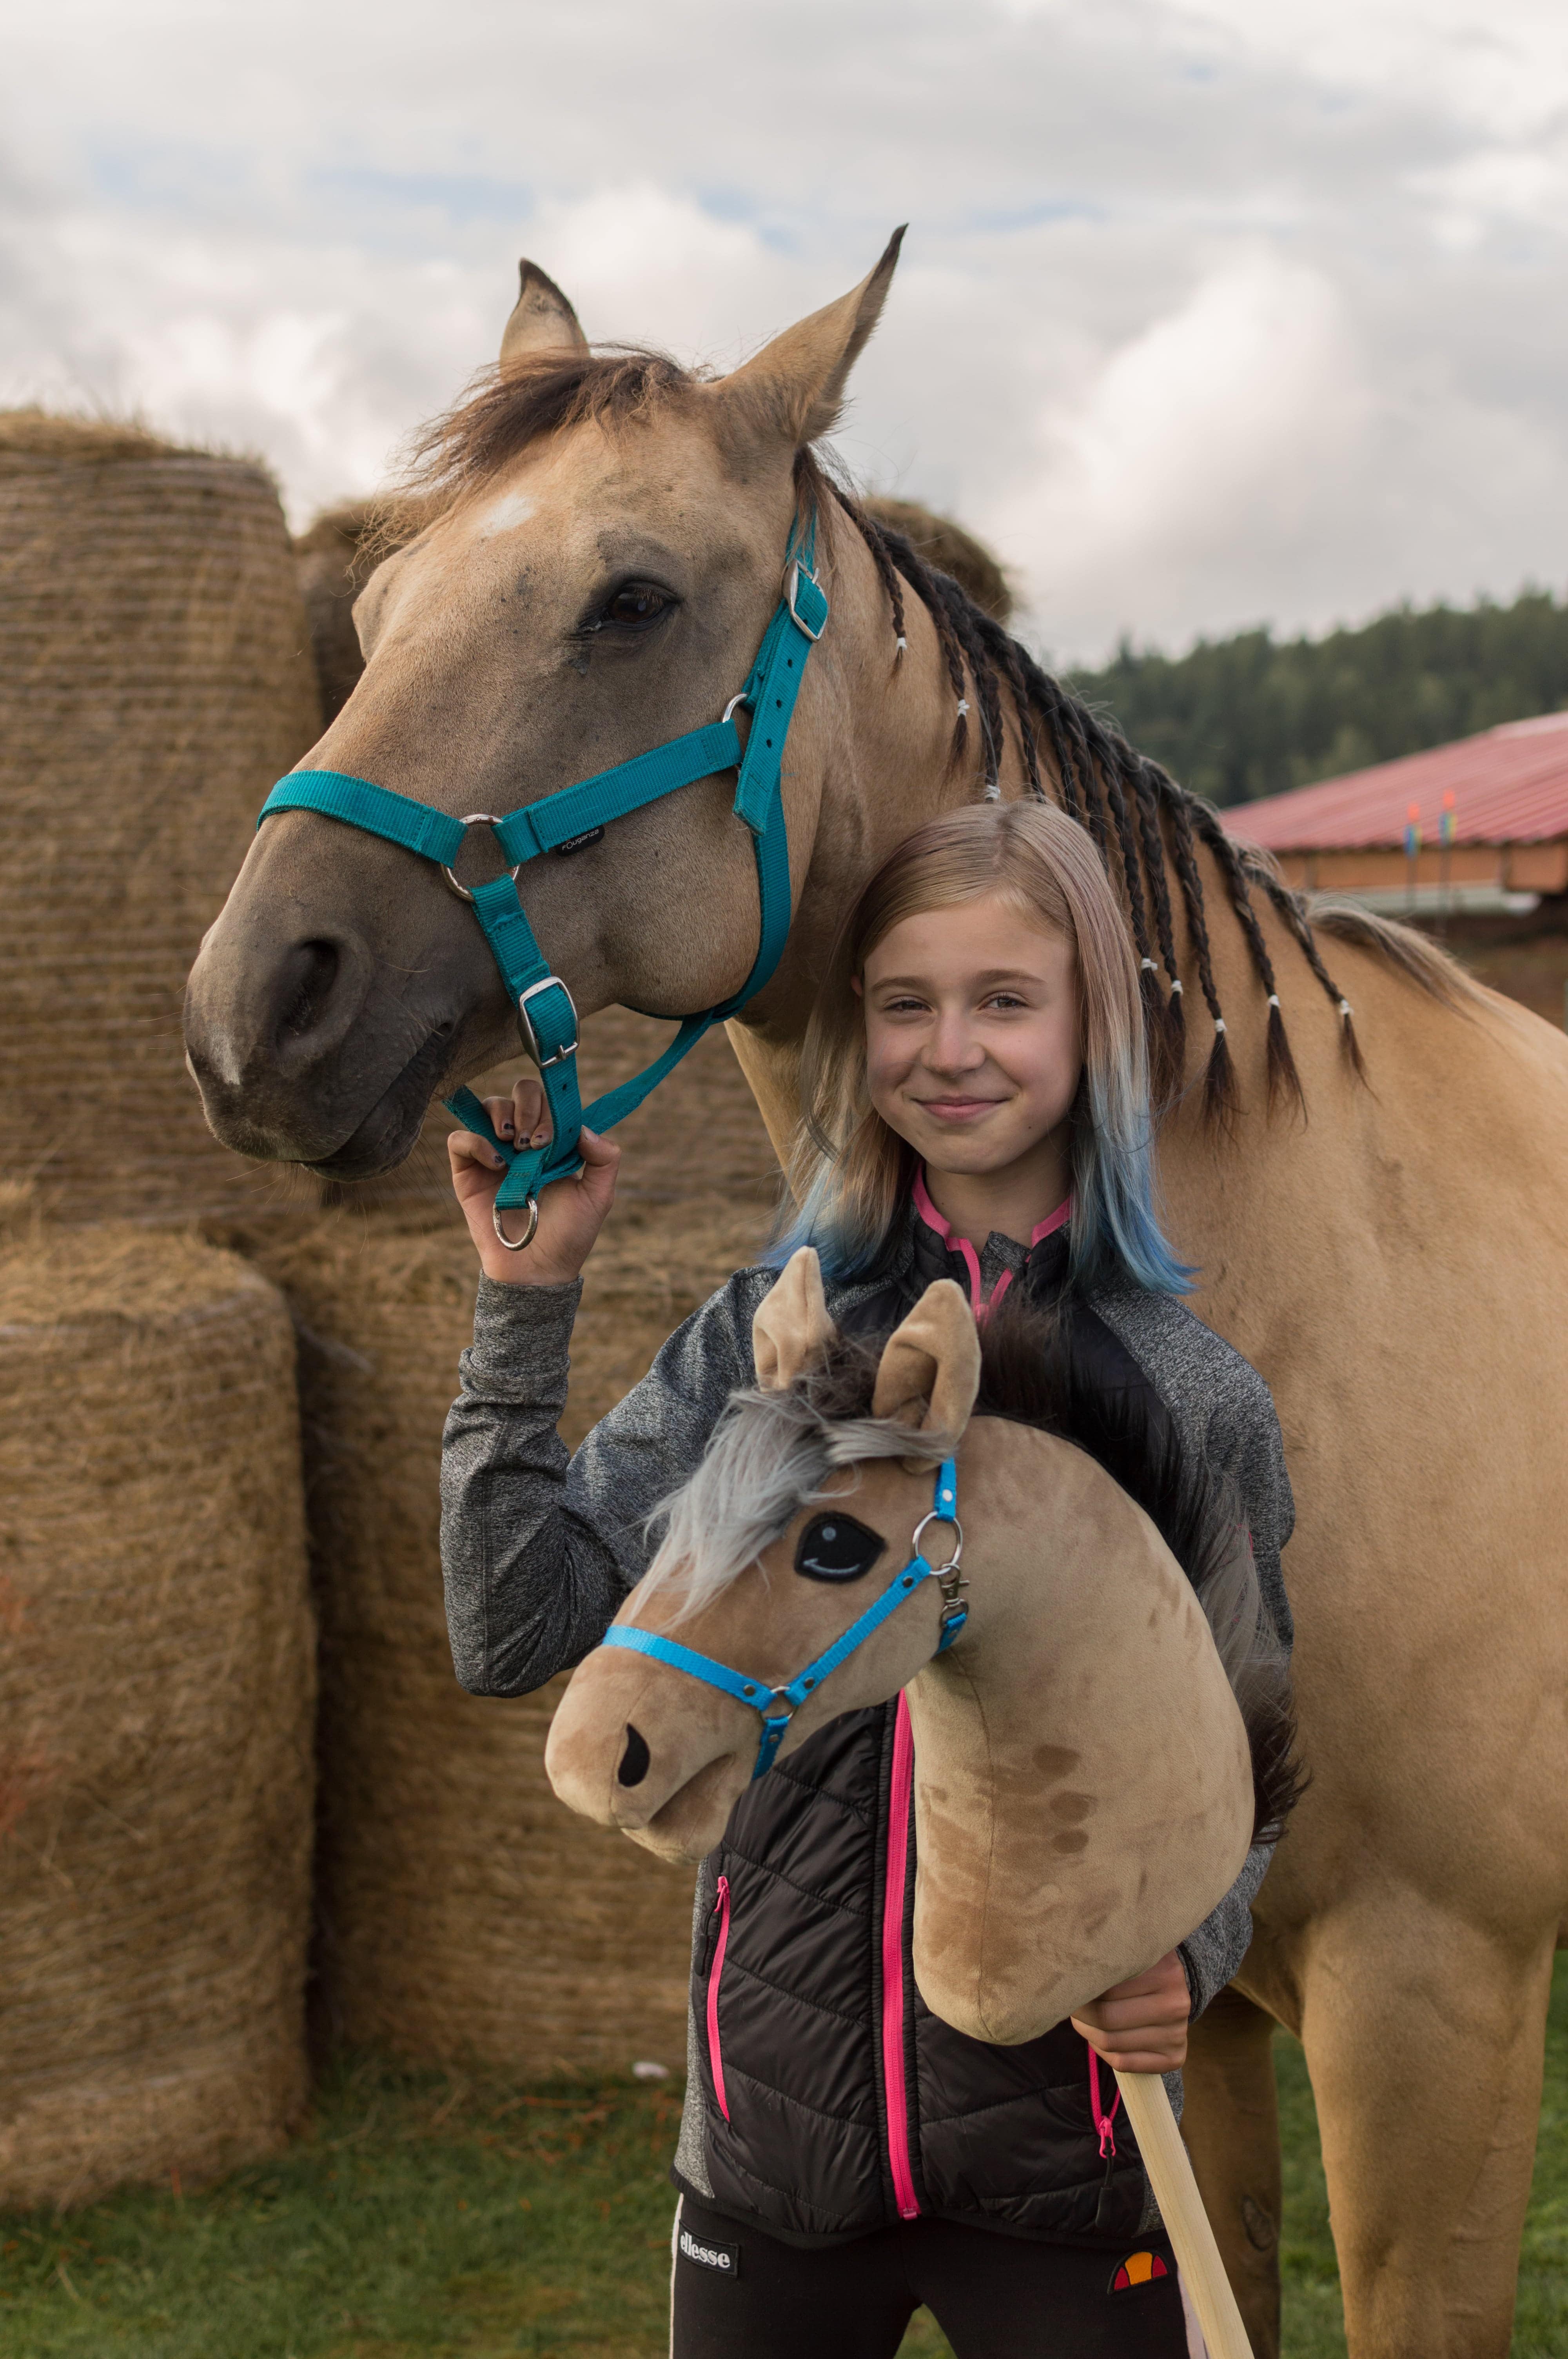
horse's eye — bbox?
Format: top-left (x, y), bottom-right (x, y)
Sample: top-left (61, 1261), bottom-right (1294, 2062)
top-left (601, 583), bottom-right (671, 630)
top-left (794, 1514), bottom-right (886, 1583)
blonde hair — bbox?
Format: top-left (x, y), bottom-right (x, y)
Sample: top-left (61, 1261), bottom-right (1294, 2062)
top-left (782, 801), bottom-right (1189, 1294)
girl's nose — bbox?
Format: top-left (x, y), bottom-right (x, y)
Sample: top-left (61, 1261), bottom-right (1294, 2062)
top-left (926, 1016), bottom-right (985, 1074)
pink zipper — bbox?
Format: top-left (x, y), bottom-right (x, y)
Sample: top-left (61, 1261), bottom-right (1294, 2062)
top-left (911, 1170), bottom-right (1073, 1319)
top-left (1088, 2045), bottom-right (1120, 2160)
top-left (882, 1694), bottom-right (921, 2219)
top-left (706, 1874), bottom-right (732, 2123)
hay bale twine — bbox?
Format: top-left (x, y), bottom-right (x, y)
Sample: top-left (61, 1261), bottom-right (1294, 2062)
top-left (864, 494), bottom-right (1014, 623)
top-left (0, 1219), bottom-right (315, 2210)
top-left (258, 1188), bottom-right (766, 2076)
top-left (0, 411), bottom-right (322, 1223)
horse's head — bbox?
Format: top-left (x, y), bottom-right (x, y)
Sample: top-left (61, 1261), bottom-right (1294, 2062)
top-left (184, 240), bottom-right (903, 1177)
top-left (545, 1252), bottom-right (983, 1864)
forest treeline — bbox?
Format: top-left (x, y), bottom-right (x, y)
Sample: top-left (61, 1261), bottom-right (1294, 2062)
top-left (1065, 588), bottom-right (1568, 809)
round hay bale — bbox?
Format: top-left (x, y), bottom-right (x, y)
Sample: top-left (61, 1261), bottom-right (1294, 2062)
top-left (256, 1194), bottom-right (765, 2075)
top-left (0, 1223), bottom-right (315, 2210)
top-left (0, 410), bottom-right (322, 1223)
top-left (864, 494), bottom-right (1014, 623)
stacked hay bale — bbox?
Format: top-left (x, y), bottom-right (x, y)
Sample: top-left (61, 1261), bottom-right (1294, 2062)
top-left (0, 411), bottom-right (321, 1223)
top-left (0, 1213), bottom-right (315, 2207)
top-left (864, 494), bottom-right (1014, 623)
top-left (292, 494), bottom-right (430, 726)
top-left (236, 1010), bottom-right (780, 2074)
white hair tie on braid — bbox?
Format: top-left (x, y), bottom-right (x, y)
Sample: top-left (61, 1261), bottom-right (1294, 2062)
top-left (956, 698), bottom-right (970, 717)
top-left (1213, 1018), bottom-right (1227, 1035)
top-left (1169, 979), bottom-right (1184, 994)
top-left (1267, 994), bottom-right (1280, 1008)
top-left (1339, 998), bottom-right (1354, 1019)
top-left (1140, 957), bottom-right (1158, 972)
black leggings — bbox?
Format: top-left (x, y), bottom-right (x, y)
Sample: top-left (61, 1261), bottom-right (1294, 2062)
top-left (670, 2195), bottom-right (1194, 2359)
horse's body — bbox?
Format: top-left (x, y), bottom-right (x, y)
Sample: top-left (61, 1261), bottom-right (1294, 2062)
top-left (184, 240), bottom-right (1568, 2358)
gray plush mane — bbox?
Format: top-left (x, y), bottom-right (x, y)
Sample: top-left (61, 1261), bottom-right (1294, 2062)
top-left (637, 1376), bottom-right (949, 1627)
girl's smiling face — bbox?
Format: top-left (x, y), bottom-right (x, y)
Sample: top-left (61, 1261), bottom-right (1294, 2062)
top-left (859, 894), bottom-right (1083, 1198)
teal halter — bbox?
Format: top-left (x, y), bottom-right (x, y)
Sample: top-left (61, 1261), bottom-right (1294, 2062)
top-left (603, 1457), bottom-right (966, 1779)
top-left (257, 520), bottom-right (827, 1244)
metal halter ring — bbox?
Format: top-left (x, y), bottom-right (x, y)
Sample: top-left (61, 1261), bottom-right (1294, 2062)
top-left (441, 814), bottom-right (522, 903)
top-left (911, 1506), bottom-right (963, 1577)
top-left (492, 1195), bottom-right (540, 1252)
top-left (722, 691), bottom-right (750, 725)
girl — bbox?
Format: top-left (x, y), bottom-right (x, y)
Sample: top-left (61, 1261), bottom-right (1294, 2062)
top-left (441, 800), bottom-right (1293, 2359)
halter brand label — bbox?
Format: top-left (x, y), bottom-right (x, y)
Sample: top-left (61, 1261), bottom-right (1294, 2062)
top-left (679, 2225), bottom-right (740, 2276)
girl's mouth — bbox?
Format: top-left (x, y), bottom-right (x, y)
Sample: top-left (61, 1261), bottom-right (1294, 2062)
top-left (914, 1096), bottom-right (1007, 1122)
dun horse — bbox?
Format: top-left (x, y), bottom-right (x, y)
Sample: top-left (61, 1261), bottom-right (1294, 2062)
top-left (184, 238), bottom-right (1568, 2359)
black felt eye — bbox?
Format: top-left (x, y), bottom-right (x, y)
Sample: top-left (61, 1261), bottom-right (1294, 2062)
top-left (794, 1514), bottom-right (886, 1583)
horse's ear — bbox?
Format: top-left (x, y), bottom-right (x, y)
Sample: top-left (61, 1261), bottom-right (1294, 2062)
top-left (872, 1279), bottom-right (980, 1438)
top-left (500, 260), bottom-right (588, 367)
top-left (753, 1249), bottom-right (837, 1390)
top-left (712, 227), bottom-right (905, 451)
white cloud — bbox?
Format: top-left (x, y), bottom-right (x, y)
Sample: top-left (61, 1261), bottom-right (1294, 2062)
top-left (0, 0), bottom-right (1564, 660)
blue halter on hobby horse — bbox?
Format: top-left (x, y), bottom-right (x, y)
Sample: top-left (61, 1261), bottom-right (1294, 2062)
top-left (257, 517), bottom-right (827, 1246)
top-left (604, 1459), bottom-right (968, 1779)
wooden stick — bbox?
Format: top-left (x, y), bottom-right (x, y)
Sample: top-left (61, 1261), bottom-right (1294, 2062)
top-left (1113, 2068), bottom-right (1254, 2359)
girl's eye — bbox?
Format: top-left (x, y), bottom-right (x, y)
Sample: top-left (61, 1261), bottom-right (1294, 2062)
top-left (794, 1514), bottom-right (886, 1583)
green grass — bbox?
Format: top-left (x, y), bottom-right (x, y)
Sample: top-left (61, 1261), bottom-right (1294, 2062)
top-left (7, 1961), bottom-right (1568, 2357)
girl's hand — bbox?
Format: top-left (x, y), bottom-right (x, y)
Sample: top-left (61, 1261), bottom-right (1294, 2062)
top-left (448, 1074), bottom-right (619, 1288)
top-left (1072, 1950), bottom-right (1190, 2073)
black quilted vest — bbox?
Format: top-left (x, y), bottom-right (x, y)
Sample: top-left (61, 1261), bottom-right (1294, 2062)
top-left (673, 1219), bottom-right (1175, 2246)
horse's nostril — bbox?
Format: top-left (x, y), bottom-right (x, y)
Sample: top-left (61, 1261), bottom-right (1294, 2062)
top-left (617, 1724), bottom-right (651, 1788)
top-left (278, 938), bottom-right (341, 1041)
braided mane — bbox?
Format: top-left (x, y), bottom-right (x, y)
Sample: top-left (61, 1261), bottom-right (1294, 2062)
top-left (408, 345), bottom-right (1480, 1125)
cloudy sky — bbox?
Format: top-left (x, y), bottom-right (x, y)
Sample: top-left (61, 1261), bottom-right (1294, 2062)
top-left (3, 0), bottom-right (1563, 663)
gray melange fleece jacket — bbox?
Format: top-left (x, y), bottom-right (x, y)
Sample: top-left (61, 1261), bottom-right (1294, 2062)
top-left (439, 1219), bottom-right (1294, 2206)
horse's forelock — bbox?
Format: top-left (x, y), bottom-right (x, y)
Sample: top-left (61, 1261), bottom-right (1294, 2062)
top-left (404, 347), bottom-right (704, 503)
top-left (639, 1349), bottom-right (949, 1628)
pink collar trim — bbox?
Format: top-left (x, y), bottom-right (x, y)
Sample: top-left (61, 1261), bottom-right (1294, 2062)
top-left (911, 1171), bottom-right (1073, 1319)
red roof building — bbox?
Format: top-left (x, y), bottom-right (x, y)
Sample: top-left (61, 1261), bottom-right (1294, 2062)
top-left (1223, 710), bottom-right (1568, 898)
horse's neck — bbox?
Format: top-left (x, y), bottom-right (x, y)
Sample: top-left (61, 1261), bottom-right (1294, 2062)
top-left (729, 512), bottom-right (1016, 1163)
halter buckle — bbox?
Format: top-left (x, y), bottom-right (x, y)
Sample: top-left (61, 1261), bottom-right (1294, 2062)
top-left (784, 560), bottom-right (825, 642)
top-left (517, 975), bottom-right (580, 1069)
top-left (441, 814), bottom-right (522, 903)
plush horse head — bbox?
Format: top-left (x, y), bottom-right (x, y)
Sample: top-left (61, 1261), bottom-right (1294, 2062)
top-left (546, 1250), bottom-right (1297, 2045)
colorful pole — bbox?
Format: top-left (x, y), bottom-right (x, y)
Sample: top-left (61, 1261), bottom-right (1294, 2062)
top-left (1405, 803), bottom-right (1423, 916)
top-left (1439, 792), bottom-right (1456, 935)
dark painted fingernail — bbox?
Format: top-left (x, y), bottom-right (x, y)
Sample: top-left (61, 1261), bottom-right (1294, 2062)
top-left (530, 1129), bottom-right (548, 1148)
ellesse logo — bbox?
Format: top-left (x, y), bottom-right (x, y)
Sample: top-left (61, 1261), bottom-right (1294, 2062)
top-left (679, 2226), bottom-right (740, 2276)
